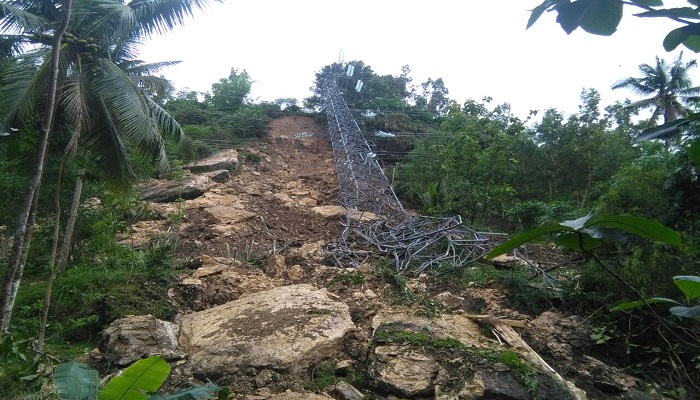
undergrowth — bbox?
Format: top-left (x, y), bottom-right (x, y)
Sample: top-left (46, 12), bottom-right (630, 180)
top-left (375, 259), bottom-right (447, 318)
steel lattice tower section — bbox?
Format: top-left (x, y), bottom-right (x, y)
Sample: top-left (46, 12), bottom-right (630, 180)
top-left (322, 78), bottom-right (489, 274)
top-left (322, 79), bottom-right (407, 221)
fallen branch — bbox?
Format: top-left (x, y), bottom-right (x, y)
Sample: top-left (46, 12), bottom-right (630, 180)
top-left (492, 324), bottom-right (587, 400)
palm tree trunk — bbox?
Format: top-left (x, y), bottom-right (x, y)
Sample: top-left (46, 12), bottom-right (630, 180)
top-left (57, 172), bottom-right (82, 273)
top-left (0, 0), bottom-right (73, 334)
top-left (36, 170), bottom-right (82, 354)
top-left (2, 194), bottom-right (40, 332)
top-left (36, 163), bottom-right (66, 354)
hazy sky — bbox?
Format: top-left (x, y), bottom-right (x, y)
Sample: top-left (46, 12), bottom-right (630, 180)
top-left (140, 0), bottom-right (698, 119)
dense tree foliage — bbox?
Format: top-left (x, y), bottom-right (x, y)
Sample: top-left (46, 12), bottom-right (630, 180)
top-left (305, 61), bottom-right (454, 133)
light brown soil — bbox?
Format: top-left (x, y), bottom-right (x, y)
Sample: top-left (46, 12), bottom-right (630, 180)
top-left (163, 115), bottom-right (342, 263)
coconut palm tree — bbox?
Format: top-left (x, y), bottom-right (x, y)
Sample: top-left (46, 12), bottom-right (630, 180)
top-left (612, 53), bottom-right (700, 127)
top-left (0, 0), bottom-right (213, 332)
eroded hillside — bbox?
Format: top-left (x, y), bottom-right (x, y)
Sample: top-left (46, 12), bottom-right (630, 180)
top-left (97, 115), bottom-right (669, 400)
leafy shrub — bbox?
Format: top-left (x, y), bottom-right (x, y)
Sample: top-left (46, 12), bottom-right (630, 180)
top-left (506, 201), bottom-right (576, 232)
top-left (239, 149), bottom-right (261, 163)
top-left (13, 236), bottom-right (180, 342)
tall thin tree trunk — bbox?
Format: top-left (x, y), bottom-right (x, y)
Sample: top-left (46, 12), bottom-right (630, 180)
top-left (36, 171), bottom-right (82, 354)
top-left (3, 194), bottom-right (40, 331)
top-left (0, 0), bottom-right (73, 334)
top-left (57, 173), bottom-right (82, 273)
top-left (0, 231), bottom-right (8, 260)
top-left (36, 164), bottom-right (65, 354)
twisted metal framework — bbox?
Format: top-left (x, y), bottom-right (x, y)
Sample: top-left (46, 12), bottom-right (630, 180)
top-left (322, 79), bottom-right (490, 274)
top-left (323, 79), bottom-right (406, 221)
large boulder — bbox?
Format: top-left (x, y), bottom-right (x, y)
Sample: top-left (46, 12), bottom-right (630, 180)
top-left (138, 174), bottom-right (214, 203)
top-left (184, 149), bottom-right (239, 173)
top-left (178, 284), bottom-right (356, 377)
top-left (372, 345), bottom-right (439, 397)
top-left (99, 315), bottom-right (181, 366)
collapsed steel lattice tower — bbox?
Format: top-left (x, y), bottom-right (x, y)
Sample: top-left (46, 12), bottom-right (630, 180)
top-left (322, 79), bottom-right (489, 274)
top-left (322, 79), bottom-right (407, 221)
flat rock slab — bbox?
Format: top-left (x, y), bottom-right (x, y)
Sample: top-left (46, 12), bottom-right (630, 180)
top-left (179, 284), bottom-right (356, 376)
top-left (371, 310), bottom-right (486, 347)
top-left (138, 174), bottom-right (214, 203)
top-left (185, 149), bottom-right (239, 173)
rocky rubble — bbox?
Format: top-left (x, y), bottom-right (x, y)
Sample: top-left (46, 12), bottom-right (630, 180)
top-left (95, 116), bottom-right (667, 400)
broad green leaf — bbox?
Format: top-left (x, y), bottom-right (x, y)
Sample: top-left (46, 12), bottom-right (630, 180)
top-left (635, 119), bottom-right (687, 141)
top-left (54, 361), bottom-right (100, 400)
top-left (556, 1), bottom-right (589, 34)
top-left (612, 297), bottom-right (681, 311)
top-left (664, 23), bottom-right (700, 51)
top-left (579, 0), bottom-right (624, 35)
top-left (635, 7), bottom-right (700, 19)
top-left (582, 227), bottom-right (630, 242)
top-left (527, 0), bottom-right (558, 29)
top-left (99, 356), bottom-right (171, 400)
top-left (556, 232), bottom-right (601, 251)
top-left (670, 305), bottom-right (700, 319)
top-left (664, 26), bottom-right (689, 51)
top-left (682, 34), bottom-right (700, 51)
top-left (673, 276), bottom-right (700, 303)
top-left (585, 215), bottom-right (681, 246)
top-left (486, 222), bottom-right (572, 259)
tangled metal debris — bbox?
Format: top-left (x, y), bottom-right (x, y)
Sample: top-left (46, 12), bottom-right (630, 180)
top-left (322, 79), bottom-right (489, 274)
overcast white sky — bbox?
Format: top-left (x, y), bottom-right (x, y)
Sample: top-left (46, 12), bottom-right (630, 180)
top-left (139, 0), bottom-right (698, 119)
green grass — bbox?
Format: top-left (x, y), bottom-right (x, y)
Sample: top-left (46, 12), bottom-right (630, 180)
top-left (498, 350), bottom-right (538, 398)
top-left (331, 272), bottom-right (365, 286)
top-left (308, 361), bottom-right (365, 392)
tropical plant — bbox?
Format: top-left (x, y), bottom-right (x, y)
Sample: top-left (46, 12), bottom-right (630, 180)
top-left (612, 53), bottom-right (700, 126)
top-left (613, 275), bottom-right (700, 320)
top-left (51, 355), bottom-right (221, 400)
top-left (0, 0), bottom-right (213, 333)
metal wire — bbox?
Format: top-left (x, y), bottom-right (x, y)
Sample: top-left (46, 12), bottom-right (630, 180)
top-left (321, 79), bottom-right (489, 275)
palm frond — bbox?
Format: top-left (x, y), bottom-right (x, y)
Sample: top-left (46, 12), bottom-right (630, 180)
top-left (81, 91), bottom-right (133, 188)
top-left (0, 1), bottom-right (49, 34)
top-left (122, 59), bottom-right (181, 76)
top-left (0, 34), bottom-right (33, 59)
top-left (144, 94), bottom-right (184, 143)
top-left (131, 74), bottom-right (174, 95)
top-left (127, 0), bottom-right (214, 37)
top-left (0, 50), bottom-right (51, 129)
top-left (611, 77), bottom-right (655, 96)
top-left (626, 97), bottom-right (659, 110)
top-left (92, 58), bottom-right (172, 174)
top-left (58, 61), bottom-right (94, 156)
